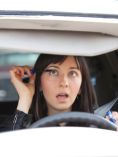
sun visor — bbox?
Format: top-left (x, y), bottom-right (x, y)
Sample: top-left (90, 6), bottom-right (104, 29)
top-left (0, 30), bottom-right (118, 56)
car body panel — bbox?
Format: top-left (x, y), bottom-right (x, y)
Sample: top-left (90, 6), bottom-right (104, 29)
top-left (0, 127), bottom-right (118, 157)
top-left (0, 11), bottom-right (118, 36)
top-left (0, 30), bottom-right (118, 56)
top-left (0, 0), bottom-right (118, 56)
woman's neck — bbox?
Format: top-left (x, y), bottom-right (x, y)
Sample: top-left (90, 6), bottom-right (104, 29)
top-left (47, 107), bottom-right (71, 116)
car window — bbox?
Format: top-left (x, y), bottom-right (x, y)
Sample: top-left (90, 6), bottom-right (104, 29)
top-left (0, 53), bottom-right (38, 66)
top-left (0, 53), bottom-right (38, 101)
top-left (0, 50), bottom-right (118, 130)
top-left (86, 50), bottom-right (118, 107)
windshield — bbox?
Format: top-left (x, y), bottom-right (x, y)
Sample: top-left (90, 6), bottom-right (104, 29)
top-left (0, 51), bottom-right (117, 106)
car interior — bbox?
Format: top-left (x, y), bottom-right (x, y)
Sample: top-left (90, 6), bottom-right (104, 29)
top-left (0, 50), bottom-right (118, 126)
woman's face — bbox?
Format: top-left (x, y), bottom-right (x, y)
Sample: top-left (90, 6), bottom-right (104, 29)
top-left (40, 56), bottom-right (82, 115)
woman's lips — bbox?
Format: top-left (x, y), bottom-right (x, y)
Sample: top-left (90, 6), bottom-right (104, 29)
top-left (56, 93), bottom-right (69, 102)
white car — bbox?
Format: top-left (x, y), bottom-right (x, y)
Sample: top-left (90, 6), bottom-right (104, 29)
top-left (0, 0), bottom-right (118, 156)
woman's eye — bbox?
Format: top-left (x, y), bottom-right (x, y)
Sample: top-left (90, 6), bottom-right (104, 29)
top-left (69, 71), bottom-right (78, 77)
top-left (45, 69), bottom-right (58, 76)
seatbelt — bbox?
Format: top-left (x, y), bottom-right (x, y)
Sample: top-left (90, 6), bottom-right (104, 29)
top-left (94, 97), bottom-right (118, 117)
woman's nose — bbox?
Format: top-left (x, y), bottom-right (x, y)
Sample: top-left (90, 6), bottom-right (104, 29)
top-left (59, 74), bottom-right (69, 87)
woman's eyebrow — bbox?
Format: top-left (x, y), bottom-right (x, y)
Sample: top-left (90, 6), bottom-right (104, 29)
top-left (47, 66), bottom-right (80, 70)
top-left (47, 65), bottom-right (59, 69)
top-left (69, 67), bottom-right (80, 70)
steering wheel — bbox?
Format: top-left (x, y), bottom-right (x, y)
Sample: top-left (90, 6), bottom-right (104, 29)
top-left (30, 112), bottom-right (117, 131)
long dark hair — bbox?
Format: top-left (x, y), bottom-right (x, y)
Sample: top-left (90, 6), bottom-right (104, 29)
top-left (31, 54), bottom-right (97, 121)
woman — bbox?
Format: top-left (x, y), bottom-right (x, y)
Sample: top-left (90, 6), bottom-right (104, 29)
top-left (9, 54), bottom-right (98, 129)
top-left (0, 54), bottom-right (101, 130)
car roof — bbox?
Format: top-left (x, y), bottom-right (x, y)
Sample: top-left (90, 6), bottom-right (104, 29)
top-left (0, 0), bottom-right (118, 15)
top-left (0, 0), bottom-right (118, 56)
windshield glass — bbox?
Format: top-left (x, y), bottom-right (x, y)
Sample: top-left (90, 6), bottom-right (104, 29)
top-left (0, 51), bottom-right (117, 105)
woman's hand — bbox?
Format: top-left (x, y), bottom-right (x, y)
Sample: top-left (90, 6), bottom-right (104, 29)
top-left (10, 66), bottom-right (35, 113)
top-left (105, 111), bottom-right (118, 128)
